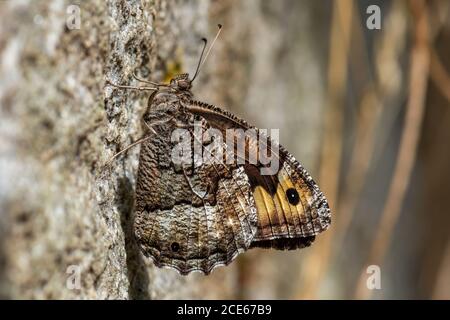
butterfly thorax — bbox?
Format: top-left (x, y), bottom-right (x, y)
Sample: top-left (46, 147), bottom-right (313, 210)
top-left (142, 73), bottom-right (193, 130)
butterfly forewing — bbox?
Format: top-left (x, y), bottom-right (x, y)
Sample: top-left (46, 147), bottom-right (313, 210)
top-left (187, 101), bottom-right (331, 250)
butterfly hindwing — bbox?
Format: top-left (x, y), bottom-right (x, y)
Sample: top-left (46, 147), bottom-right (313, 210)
top-left (134, 97), bottom-right (258, 275)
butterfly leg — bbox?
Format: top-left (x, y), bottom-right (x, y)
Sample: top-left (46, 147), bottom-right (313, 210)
top-left (105, 78), bottom-right (158, 91)
top-left (132, 72), bottom-right (170, 88)
top-left (143, 116), bottom-right (177, 135)
top-left (105, 135), bottom-right (153, 166)
top-left (106, 117), bottom-right (177, 166)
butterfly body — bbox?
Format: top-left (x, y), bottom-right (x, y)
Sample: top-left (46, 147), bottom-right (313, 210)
top-left (132, 73), bottom-right (331, 275)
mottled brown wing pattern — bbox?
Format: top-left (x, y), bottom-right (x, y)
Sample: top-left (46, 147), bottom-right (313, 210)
top-left (134, 96), bottom-right (258, 275)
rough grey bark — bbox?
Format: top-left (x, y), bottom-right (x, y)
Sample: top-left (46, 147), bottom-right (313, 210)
top-left (0, 0), bottom-right (327, 299)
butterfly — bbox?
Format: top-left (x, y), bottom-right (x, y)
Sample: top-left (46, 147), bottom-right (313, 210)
top-left (106, 26), bottom-right (330, 275)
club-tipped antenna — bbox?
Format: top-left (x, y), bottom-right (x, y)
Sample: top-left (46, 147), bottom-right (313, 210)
top-left (191, 38), bottom-right (208, 82)
top-left (191, 24), bottom-right (222, 82)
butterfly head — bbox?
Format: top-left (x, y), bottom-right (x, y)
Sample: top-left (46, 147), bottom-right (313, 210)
top-left (170, 73), bottom-right (192, 91)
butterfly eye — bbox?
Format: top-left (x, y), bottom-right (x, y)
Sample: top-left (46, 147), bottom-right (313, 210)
top-left (286, 188), bottom-right (300, 205)
top-left (171, 242), bottom-right (180, 252)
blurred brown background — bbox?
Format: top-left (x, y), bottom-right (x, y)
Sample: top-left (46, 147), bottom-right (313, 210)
top-left (0, 0), bottom-right (449, 299)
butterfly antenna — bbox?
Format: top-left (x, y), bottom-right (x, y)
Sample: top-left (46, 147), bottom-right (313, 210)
top-left (191, 38), bottom-right (208, 82)
top-left (191, 24), bottom-right (222, 82)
